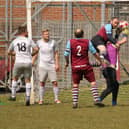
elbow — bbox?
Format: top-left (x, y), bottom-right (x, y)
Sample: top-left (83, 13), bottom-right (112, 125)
top-left (7, 51), bottom-right (11, 56)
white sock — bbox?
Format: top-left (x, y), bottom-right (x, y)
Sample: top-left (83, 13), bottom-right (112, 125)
top-left (26, 83), bottom-right (31, 100)
top-left (39, 86), bottom-right (45, 101)
top-left (91, 86), bottom-right (100, 102)
top-left (53, 87), bottom-right (59, 101)
top-left (12, 80), bottom-right (17, 98)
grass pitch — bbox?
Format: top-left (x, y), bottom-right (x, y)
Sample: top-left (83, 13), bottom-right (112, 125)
top-left (0, 85), bottom-right (129, 129)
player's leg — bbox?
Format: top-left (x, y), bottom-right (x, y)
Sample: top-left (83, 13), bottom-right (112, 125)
top-left (85, 66), bottom-right (104, 107)
top-left (24, 63), bottom-right (32, 106)
top-left (39, 82), bottom-right (46, 105)
top-left (9, 64), bottom-right (21, 101)
top-left (38, 67), bottom-right (48, 104)
top-left (100, 68), bottom-right (113, 101)
top-left (52, 81), bottom-right (61, 104)
top-left (48, 68), bottom-right (61, 103)
top-left (71, 69), bottom-right (81, 108)
top-left (91, 35), bottom-right (107, 61)
top-left (112, 81), bottom-right (119, 106)
top-left (109, 67), bottom-right (119, 106)
top-left (25, 79), bottom-right (31, 106)
top-left (97, 45), bottom-right (107, 60)
top-left (8, 78), bottom-right (18, 101)
top-left (72, 83), bottom-right (79, 108)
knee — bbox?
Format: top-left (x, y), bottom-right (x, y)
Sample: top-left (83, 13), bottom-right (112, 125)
top-left (40, 82), bottom-right (45, 87)
top-left (52, 81), bottom-right (58, 87)
top-left (105, 87), bottom-right (113, 93)
top-left (26, 83), bottom-right (31, 89)
top-left (73, 84), bottom-right (79, 88)
top-left (97, 45), bottom-right (107, 56)
top-left (12, 80), bottom-right (17, 88)
top-left (90, 82), bottom-right (96, 86)
top-left (25, 78), bottom-right (31, 83)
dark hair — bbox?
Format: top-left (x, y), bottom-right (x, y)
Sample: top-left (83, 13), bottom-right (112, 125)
top-left (74, 29), bottom-right (84, 38)
top-left (111, 17), bottom-right (119, 21)
top-left (115, 27), bottom-right (122, 39)
top-left (18, 26), bottom-right (27, 34)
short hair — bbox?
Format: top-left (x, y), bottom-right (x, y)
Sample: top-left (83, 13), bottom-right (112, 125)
top-left (111, 17), bottom-right (119, 21)
top-left (74, 29), bottom-right (84, 38)
top-left (18, 26), bottom-right (27, 34)
top-left (42, 29), bottom-right (49, 34)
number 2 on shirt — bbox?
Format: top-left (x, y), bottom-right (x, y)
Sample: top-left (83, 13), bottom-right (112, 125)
top-left (76, 45), bottom-right (82, 56)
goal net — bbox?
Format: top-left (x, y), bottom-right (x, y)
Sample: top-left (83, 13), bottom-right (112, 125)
top-left (26, 0), bottom-right (129, 103)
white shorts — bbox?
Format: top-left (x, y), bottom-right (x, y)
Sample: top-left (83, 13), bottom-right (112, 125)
top-left (39, 67), bottom-right (57, 82)
top-left (13, 63), bottom-right (32, 79)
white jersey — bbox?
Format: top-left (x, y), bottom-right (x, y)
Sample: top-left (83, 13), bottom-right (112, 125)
top-left (37, 39), bottom-right (58, 68)
top-left (8, 36), bottom-right (37, 64)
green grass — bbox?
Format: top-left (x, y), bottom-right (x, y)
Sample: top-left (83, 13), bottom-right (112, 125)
top-left (1, 85), bottom-right (129, 129)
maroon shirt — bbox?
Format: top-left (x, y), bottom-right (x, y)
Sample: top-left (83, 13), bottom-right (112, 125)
top-left (70, 39), bottom-right (90, 70)
top-left (97, 26), bottom-right (108, 41)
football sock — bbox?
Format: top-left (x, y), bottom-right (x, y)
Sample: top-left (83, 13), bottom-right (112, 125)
top-left (26, 83), bottom-right (31, 101)
top-left (91, 86), bottom-right (100, 102)
top-left (53, 87), bottom-right (59, 101)
top-left (11, 80), bottom-right (17, 98)
top-left (39, 86), bottom-right (45, 101)
top-left (112, 101), bottom-right (117, 106)
top-left (72, 87), bottom-right (79, 104)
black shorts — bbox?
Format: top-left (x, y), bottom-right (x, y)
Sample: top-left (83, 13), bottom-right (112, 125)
top-left (91, 35), bottom-right (106, 52)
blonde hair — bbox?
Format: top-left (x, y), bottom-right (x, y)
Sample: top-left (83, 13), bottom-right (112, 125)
top-left (122, 28), bottom-right (129, 35)
top-left (42, 29), bottom-right (49, 34)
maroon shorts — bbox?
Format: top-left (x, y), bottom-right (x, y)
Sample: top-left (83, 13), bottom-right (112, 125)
top-left (72, 65), bottom-right (95, 84)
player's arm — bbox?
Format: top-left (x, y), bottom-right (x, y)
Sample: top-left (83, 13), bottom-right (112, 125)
top-left (31, 47), bottom-right (39, 56)
top-left (53, 41), bottom-right (60, 72)
top-left (8, 42), bottom-right (15, 56)
top-left (89, 41), bottom-right (102, 64)
top-left (116, 34), bottom-right (128, 48)
top-left (54, 50), bottom-right (60, 72)
top-left (64, 40), bottom-right (70, 68)
top-left (8, 50), bottom-right (15, 56)
top-left (31, 40), bottom-right (39, 56)
top-left (105, 24), bottom-right (116, 44)
top-left (31, 40), bottom-right (39, 65)
top-left (32, 53), bottom-right (38, 66)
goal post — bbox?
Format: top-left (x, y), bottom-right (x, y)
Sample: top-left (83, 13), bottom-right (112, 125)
top-left (26, 0), bottom-right (35, 104)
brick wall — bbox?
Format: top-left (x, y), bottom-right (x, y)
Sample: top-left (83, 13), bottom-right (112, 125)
top-left (0, 0), bottom-right (111, 56)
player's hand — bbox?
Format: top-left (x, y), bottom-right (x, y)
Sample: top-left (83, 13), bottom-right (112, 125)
top-left (55, 65), bottom-right (60, 72)
top-left (100, 59), bottom-right (109, 70)
top-left (32, 61), bottom-right (35, 67)
top-left (115, 43), bottom-right (120, 48)
top-left (65, 63), bottom-right (69, 68)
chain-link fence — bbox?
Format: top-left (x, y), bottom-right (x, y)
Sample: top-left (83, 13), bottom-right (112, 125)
top-left (0, 1), bottom-right (129, 91)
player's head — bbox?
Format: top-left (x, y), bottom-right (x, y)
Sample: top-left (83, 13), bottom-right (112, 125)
top-left (42, 29), bottom-right (49, 42)
top-left (119, 21), bottom-right (129, 29)
top-left (74, 29), bottom-right (84, 38)
top-left (18, 26), bottom-right (28, 37)
top-left (110, 17), bottom-right (119, 29)
top-left (119, 21), bottom-right (129, 35)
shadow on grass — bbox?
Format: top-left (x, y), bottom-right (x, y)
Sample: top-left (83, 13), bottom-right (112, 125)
top-left (119, 80), bottom-right (129, 85)
top-left (116, 104), bottom-right (129, 107)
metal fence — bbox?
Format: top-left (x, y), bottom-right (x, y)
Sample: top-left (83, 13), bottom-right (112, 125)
top-left (0, 1), bottom-right (129, 90)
